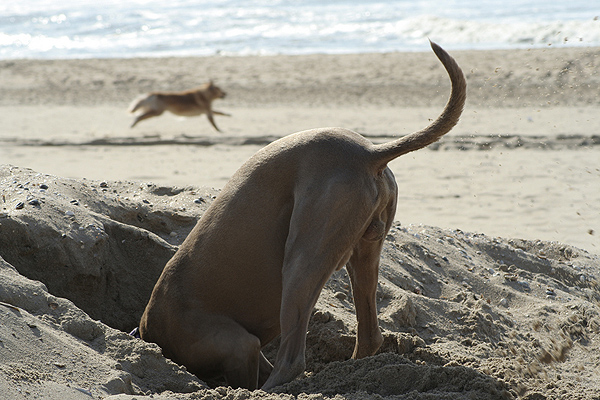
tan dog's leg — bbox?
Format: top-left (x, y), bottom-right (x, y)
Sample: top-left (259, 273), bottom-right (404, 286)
top-left (261, 183), bottom-right (380, 390)
top-left (262, 253), bottom-right (333, 389)
top-left (347, 237), bottom-right (386, 358)
top-left (212, 110), bottom-right (231, 116)
top-left (347, 192), bottom-right (396, 358)
top-left (131, 110), bottom-right (164, 128)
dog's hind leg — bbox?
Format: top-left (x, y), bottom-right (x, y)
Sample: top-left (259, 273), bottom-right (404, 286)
top-left (346, 237), bottom-right (386, 358)
top-left (179, 314), bottom-right (263, 389)
top-left (261, 250), bottom-right (334, 390)
top-left (130, 110), bottom-right (163, 128)
top-left (221, 331), bottom-right (262, 390)
top-left (261, 187), bottom-right (378, 390)
top-left (347, 177), bottom-right (396, 358)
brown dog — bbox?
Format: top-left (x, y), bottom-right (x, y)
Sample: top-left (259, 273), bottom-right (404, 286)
top-left (139, 41), bottom-right (466, 390)
top-left (128, 81), bottom-right (229, 131)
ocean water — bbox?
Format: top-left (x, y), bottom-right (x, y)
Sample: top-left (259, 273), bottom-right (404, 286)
top-left (1, 0), bottom-right (599, 59)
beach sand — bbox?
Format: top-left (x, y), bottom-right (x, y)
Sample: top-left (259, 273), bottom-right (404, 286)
top-left (1, 46), bottom-right (598, 253)
top-left (0, 46), bottom-right (599, 399)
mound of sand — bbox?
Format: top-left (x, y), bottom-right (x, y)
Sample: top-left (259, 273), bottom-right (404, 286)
top-left (1, 164), bottom-right (599, 400)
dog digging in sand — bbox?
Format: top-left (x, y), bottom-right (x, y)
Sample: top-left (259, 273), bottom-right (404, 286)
top-left (139, 41), bottom-right (466, 390)
top-left (128, 81), bottom-right (229, 131)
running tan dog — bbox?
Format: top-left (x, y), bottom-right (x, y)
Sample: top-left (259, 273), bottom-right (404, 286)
top-left (140, 41), bottom-right (466, 390)
top-left (128, 81), bottom-right (229, 131)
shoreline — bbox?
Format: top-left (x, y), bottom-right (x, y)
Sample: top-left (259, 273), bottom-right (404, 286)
top-left (5, 44), bottom-right (600, 60)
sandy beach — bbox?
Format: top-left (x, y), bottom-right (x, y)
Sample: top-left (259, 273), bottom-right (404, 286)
top-left (1, 46), bottom-right (599, 399)
top-left (1, 46), bottom-right (599, 254)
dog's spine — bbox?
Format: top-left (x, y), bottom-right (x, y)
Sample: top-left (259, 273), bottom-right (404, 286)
top-left (371, 41), bottom-right (467, 168)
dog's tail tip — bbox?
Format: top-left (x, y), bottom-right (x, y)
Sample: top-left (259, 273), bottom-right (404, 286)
top-left (428, 40), bottom-right (452, 63)
top-left (428, 39), bottom-right (440, 52)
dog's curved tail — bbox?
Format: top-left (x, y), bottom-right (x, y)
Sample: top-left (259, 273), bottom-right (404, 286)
top-left (371, 41), bottom-right (466, 171)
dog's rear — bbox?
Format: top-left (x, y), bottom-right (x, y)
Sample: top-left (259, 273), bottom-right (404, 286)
top-left (139, 41), bottom-right (467, 391)
top-left (128, 94), bottom-right (159, 115)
